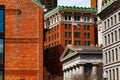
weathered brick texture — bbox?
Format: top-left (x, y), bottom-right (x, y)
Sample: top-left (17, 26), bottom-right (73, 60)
top-left (0, 0), bottom-right (43, 80)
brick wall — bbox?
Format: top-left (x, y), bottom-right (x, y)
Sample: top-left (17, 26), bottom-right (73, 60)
top-left (0, 0), bottom-right (43, 80)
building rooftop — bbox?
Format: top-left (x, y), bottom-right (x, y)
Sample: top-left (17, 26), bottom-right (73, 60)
top-left (45, 6), bottom-right (97, 17)
top-left (60, 45), bottom-right (102, 62)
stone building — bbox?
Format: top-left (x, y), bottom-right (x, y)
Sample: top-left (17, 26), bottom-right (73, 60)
top-left (60, 45), bottom-right (103, 80)
top-left (98, 0), bottom-right (120, 80)
top-left (0, 0), bottom-right (44, 79)
top-left (44, 6), bottom-right (97, 80)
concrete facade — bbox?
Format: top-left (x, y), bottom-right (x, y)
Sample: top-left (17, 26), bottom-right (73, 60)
top-left (60, 45), bottom-right (103, 80)
top-left (98, 0), bottom-right (120, 80)
top-left (0, 0), bottom-right (44, 79)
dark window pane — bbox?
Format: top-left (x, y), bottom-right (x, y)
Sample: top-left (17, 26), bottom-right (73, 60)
top-left (0, 10), bottom-right (4, 32)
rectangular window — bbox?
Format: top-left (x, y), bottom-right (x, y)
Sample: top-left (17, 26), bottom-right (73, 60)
top-left (119, 29), bottom-right (120, 39)
top-left (0, 9), bottom-right (4, 80)
top-left (108, 51), bottom-right (111, 63)
top-left (84, 33), bottom-right (87, 38)
top-left (74, 16), bottom-right (80, 21)
top-left (114, 15), bottom-right (117, 23)
top-left (65, 15), bottom-right (67, 20)
top-left (65, 40), bottom-right (71, 46)
top-left (111, 17), bottom-right (113, 26)
top-left (74, 32), bottom-right (80, 38)
top-left (87, 16), bottom-right (90, 22)
top-left (112, 50), bottom-right (114, 62)
top-left (84, 25), bottom-right (87, 30)
top-left (84, 41), bottom-right (90, 46)
top-left (64, 24), bottom-right (71, 29)
top-left (116, 68), bottom-right (119, 80)
top-left (87, 25), bottom-right (90, 30)
top-left (119, 13), bottom-right (120, 21)
top-left (105, 52), bottom-right (107, 64)
top-left (104, 21), bottom-right (106, 29)
top-left (88, 33), bottom-right (90, 38)
top-left (115, 30), bottom-right (117, 41)
top-left (65, 32), bottom-right (71, 38)
top-left (107, 19), bottom-right (109, 28)
top-left (74, 41), bottom-right (80, 46)
top-left (84, 16), bottom-right (86, 21)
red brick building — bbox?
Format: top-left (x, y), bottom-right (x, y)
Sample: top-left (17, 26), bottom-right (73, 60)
top-left (0, 0), bottom-right (44, 80)
top-left (44, 6), bottom-right (97, 80)
top-left (91, 0), bottom-right (97, 8)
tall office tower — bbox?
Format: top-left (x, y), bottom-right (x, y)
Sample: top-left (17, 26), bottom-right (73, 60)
top-left (37, 0), bottom-right (57, 12)
top-left (44, 6), bottom-right (97, 80)
top-left (0, 0), bottom-right (44, 79)
top-left (98, 0), bottom-right (120, 80)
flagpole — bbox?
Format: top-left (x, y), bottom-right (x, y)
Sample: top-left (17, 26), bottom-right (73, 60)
top-left (72, 24), bottom-right (74, 45)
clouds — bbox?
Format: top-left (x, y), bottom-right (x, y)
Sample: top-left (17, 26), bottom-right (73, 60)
top-left (58, 0), bottom-right (90, 7)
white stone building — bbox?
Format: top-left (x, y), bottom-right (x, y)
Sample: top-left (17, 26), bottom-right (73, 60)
top-left (60, 45), bottom-right (103, 80)
top-left (98, 0), bottom-right (120, 80)
top-left (97, 0), bottom-right (103, 46)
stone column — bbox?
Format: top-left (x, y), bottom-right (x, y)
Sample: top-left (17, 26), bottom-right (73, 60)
top-left (73, 66), bottom-right (76, 75)
top-left (65, 69), bottom-right (69, 80)
top-left (63, 70), bottom-right (67, 80)
top-left (79, 66), bottom-right (84, 80)
top-left (90, 66), bottom-right (97, 80)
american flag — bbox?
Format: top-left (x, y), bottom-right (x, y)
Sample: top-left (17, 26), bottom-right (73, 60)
top-left (72, 19), bottom-right (80, 29)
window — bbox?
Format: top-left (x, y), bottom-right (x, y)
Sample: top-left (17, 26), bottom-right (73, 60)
top-left (64, 15), bottom-right (71, 20)
top-left (87, 16), bottom-right (90, 21)
top-left (115, 48), bottom-right (118, 61)
top-left (114, 15), bottom-right (117, 23)
top-left (115, 30), bottom-right (117, 41)
top-left (74, 16), bottom-right (80, 21)
top-left (107, 19), bottom-right (109, 28)
top-left (112, 50), bottom-right (114, 62)
top-left (0, 9), bottom-right (4, 80)
top-left (109, 70), bottom-right (111, 80)
top-left (65, 32), bottom-right (71, 38)
top-left (116, 68), bottom-right (119, 80)
top-left (105, 52), bottom-right (107, 64)
top-left (119, 13), bottom-right (120, 21)
top-left (111, 17), bottom-right (113, 26)
top-left (84, 41), bottom-right (90, 46)
top-left (108, 34), bottom-right (110, 44)
top-left (65, 15), bottom-right (67, 20)
top-left (84, 33), bottom-right (90, 38)
top-left (68, 15), bottom-right (71, 20)
top-left (87, 25), bottom-right (90, 30)
top-left (113, 69), bottom-right (115, 80)
top-left (108, 51), bottom-right (111, 63)
top-left (88, 33), bottom-right (90, 38)
top-left (84, 25), bottom-right (90, 30)
top-left (104, 21), bottom-right (106, 29)
top-left (74, 32), bottom-right (80, 38)
top-left (65, 40), bottom-right (71, 46)
top-left (105, 36), bottom-right (107, 46)
top-left (84, 16), bottom-right (86, 21)
top-left (74, 25), bottom-right (80, 30)
top-left (64, 24), bottom-right (71, 29)
top-left (74, 41), bottom-right (80, 46)
top-left (84, 25), bottom-right (87, 30)
top-left (111, 32), bottom-right (114, 42)
top-left (119, 29), bottom-right (120, 39)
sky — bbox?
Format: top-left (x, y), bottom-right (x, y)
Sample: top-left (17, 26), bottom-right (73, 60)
top-left (58, 0), bottom-right (90, 7)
